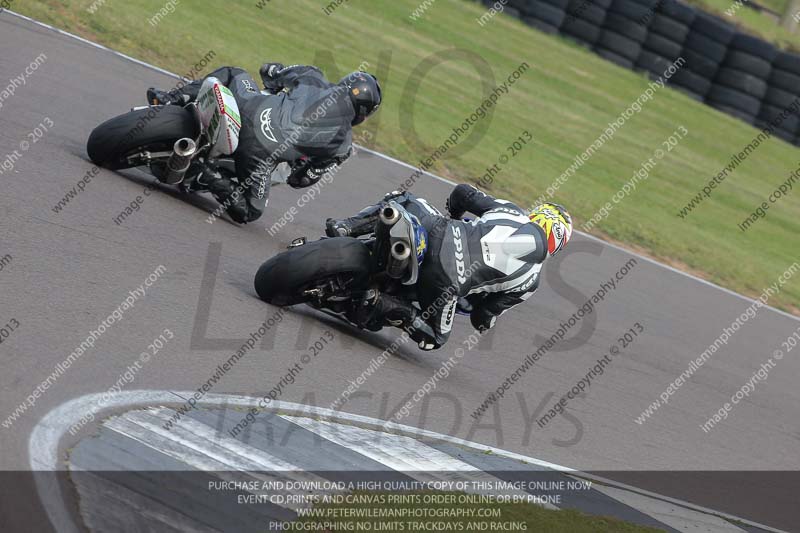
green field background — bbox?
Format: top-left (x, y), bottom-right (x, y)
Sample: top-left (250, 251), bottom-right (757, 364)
top-left (13, 0), bottom-right (800, 313)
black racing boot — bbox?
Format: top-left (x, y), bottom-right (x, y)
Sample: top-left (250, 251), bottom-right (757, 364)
top-left (146, 87), bottom-right (189, 106)
top-left (355, 289), bottom-right (418, 331)
top-left (181, 166), bottom-right (218, 193)
top-left (325, 204), bottom-right (382, 238)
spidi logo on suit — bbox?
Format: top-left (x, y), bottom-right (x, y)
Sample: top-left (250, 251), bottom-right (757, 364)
top-left (452, 225), bottom-right (468, 284)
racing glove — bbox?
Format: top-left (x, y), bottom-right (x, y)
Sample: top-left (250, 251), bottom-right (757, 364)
top-left (259, 62), bottom-right (286, 91)
top-left (287, 148), bottom-right (352, 189)
top-left (286, 161), bottom-right (335, 189)
top-left (446, 184), bottom-right (490, 219)
top-left (445, 196), bottom-right (462, 220)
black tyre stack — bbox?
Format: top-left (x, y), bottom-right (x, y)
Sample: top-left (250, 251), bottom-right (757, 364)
top-left (594, 0), bottom-right (658, 69)
top-left (707, 33), bottom-right (776, 124)
top-left (517, 0), bottom-right (570, 34)
top-left (757, 51), bottom-right (800, 144)
top-left (797, 120), bottom-right (800, 147)
top-left (476, 0), bottom-right (800, 149)
top-left (635, 0), bottom-right (695, 80)
top-left (561, 0), bottom-right (611, 48)
top-left (671, 11), bottom-right (734, 100)
top-left (495, 0), bottom-right (525, 20)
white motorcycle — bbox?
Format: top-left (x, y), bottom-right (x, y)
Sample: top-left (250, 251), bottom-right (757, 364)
top-left (87, 77), bottom-right (292, 190)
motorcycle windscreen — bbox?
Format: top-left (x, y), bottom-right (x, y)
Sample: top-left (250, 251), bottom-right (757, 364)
top-left (197, 77), bottom-right (241, 158)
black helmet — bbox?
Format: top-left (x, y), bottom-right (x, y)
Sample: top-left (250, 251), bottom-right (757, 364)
top-left (339, 72), bottom-right (382, 126)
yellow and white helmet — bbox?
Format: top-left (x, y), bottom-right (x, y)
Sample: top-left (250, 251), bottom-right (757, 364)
top-left (529, 203), bottom-right (573, 256)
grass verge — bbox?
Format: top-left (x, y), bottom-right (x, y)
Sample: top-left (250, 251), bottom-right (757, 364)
top-left (689, 0), bottom-right (800, 52)
top-left (12, 0), bottom-right (800, 312)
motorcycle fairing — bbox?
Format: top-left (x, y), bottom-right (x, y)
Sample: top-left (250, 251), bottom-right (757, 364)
top-left (197, 77), bottom-right (241, 158)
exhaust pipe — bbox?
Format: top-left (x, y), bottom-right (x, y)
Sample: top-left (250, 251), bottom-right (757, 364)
top-left (163, 138), bottom-right (197, 184)
top-left (379, 205), bottom-right (401, 226)
top-left (391, 241), bottom-right (411, 261)
top-left (387, 241), bottom-right (411, 279)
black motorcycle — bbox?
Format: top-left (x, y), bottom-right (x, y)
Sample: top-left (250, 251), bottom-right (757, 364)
top-left (86, 76), bottom-right (299, 192)
top-left (255, 201), bottom-right (430, 326)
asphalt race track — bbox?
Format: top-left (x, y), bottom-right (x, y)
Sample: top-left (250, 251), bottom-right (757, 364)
top-left (1, 12), bottom-right (799, 532)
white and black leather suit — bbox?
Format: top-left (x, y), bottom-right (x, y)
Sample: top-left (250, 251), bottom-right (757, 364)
top-left (368, 184), bottom-right (548, 350)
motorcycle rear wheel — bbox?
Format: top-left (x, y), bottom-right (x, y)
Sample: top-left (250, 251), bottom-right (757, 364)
top-left (254, 237), bottom-right (372, 306)
top-left (87, 105), bottom-right (199, 170)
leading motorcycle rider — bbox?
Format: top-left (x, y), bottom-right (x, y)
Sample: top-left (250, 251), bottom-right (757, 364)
top-left (147, 63), bottom-right (381, 223)
top-left (326, 184), bottom-right (573, 350)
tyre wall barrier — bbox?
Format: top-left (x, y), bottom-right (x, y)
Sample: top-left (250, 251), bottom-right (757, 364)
top-left (475, 0), bottom-right (800, 146)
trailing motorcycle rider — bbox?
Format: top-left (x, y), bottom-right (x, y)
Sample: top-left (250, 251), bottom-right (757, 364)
top-left (325, 184), bottom-right (573, 350)
top-left (146, 63), bottom-right (381, 223)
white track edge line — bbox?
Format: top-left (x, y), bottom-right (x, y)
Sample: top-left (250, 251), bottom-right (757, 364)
top-left (28, 391), bottom-right (787, 533)
top-left (3, 8), bottom-right (797, 323)
top-left (1, 9), bottom-right (184, 80)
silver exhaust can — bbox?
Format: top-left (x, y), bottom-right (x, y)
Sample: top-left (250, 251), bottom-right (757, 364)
top-left (379, 205), bottom-right (401, 226)
top-left (387, 241), bottom-right (411, 279)
top-left (163, 138), bottom-right (197, 184)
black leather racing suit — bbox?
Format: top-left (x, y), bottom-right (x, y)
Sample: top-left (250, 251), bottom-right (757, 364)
top-left (388, 184), bottom-right (548, 350)
top-left (175, 65), bottom-right (355, 223)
